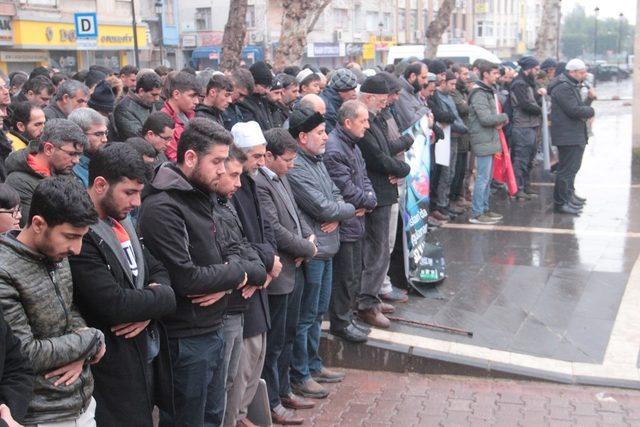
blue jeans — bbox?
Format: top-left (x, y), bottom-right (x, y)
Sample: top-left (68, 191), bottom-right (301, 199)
top-left (291, 258), bottom-right (333, 383)
top-left (472, 155), bottom-right (494, 217)
top-left (159, 329), bottom-right (226, 427)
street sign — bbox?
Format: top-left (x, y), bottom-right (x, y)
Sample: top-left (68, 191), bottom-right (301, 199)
top-left (74, 13), bottom-right (98, 38)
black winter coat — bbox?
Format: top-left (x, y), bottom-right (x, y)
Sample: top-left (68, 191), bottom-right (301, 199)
top-left (232, 173), bottom-right (275, 338)
top-left (238, 93), bottom-right (275, 131)
top-left (357, 112), bottom-right (410, 207)
top-left (320, 86), bottom-right (343, 135)
top-left (113, 94), bottom-right (155, 141)
top-left (195, 103), bottom-right (225, 127)
top-left (0, 304), bottom-right (33, 426)
top-left (138, 163), bottom-right (247, 338)
top-left (70, 218), bottom-right (176, 427)
top-left (549, 73), bottom-right (595, 147)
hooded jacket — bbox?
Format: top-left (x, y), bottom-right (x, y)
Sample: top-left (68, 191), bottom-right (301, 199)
top-left (549, 73), bottom-right (595, 147)
top-left (114, 93), bottom-right (155, 141)
top-left (138, 163), bottom-right (247, 338)
top-left (468, 81), bottom-right (509, 156)
top-left (4, 148), bottom-right (50, 225)
top-left (195, 103), bottom-right (225, 127)
top-left (396, 76), bottom-right (431, 132)
top-left (287, 148), bottom-right (355, 259)
top-left (0, 231), bottom-right (104, 425)
top-left (69, 217), bottom-right (177, 427)
top-left (324, 125), bottom-right (377, 242)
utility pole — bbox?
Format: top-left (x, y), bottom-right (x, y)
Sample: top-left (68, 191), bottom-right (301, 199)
top-left (131, 0), bottom-right (140, 67)
top-left (618, 13), bottom-right (624, 68)
top-left (156, 0), bottom-right (165, 67)
top-left (593, 6), bottom-right (599, 65)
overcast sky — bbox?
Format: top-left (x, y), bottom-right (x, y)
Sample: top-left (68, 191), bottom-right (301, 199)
top-left (562, 0), bottom-right (636, 24)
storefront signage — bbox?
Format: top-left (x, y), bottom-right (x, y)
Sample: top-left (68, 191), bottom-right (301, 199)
top-left (0, 51), bottom-right (48, 62)
top-left (307, 43), bottom-right (345, 58)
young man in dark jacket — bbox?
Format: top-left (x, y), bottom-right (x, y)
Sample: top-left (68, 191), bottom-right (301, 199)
top-left (113, 72), bottom-right (162, 140)
top-left (255, 128), bottom-right (317, 425)
top-left (195, 74), bottom-right (233, 127)
top-left (0, 304), bottom-right (34, 427)
top-left (549, 58), bottom-right (596, 215)
top-left (70, 143), bottom-right (177, 427)
top-left (287, 108), bottom-right (355, 399)
top-left (356, 75), bottom-right (410, 328)
top-left (238, 62), bottom-right (275, 131)
top-left (138, 118), bottom-right (252, 426)
top-left (228, 122), bottom-right (282, 427)
top-left (510, 56), bottom-right (544, 200)
top-left (324, 100), bottom-right (377, 343)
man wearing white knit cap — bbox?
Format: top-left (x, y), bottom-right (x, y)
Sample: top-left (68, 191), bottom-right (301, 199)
top-left (548, 58), bottom-right (596, 215)
top-left (226, 121), bottom-right (283, 427)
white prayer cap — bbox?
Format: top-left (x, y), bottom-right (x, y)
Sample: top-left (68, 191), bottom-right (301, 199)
top-left (231, 121), bottom-right (266, 149)
top-left (566, 59), bottom-right (587, 71)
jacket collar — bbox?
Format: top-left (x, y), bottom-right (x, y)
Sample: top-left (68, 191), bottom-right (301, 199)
top-left (399, 76), bottom-right (416, 94)
top-left (475, 81), bottom-right (496, 93)
top-left (0, 230), bottom-right (57, 268)
top-left (334, 124), bottom-right (359, 147)
top-left (296, 147), bottom-right (322, 163)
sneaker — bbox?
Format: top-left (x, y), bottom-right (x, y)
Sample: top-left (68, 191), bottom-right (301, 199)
top-left (485, 211), bottom-right (503, 220)
top-left (312, 367), bottom-right (345, 383)
top-left (469, 215), bottom-right (500, 225)
top-left (514, 190), bottom-right (531, 200)
top-left (291, 378), bottom-right (329, 399)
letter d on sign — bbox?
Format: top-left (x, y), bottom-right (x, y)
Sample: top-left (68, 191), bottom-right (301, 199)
top-left (81, 19), bottom-right (91, 32)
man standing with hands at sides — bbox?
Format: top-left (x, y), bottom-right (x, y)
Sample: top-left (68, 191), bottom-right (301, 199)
top-left (227, 121), bottom-right (283, 427)
top-left (255, 128), bottom-right (318, 425)
top-left (0, 177), bottom-right (106, 427)
top-left (139, 118), bottom-right (251, 427)
top-left (69, 143), bottom-right (177, 427)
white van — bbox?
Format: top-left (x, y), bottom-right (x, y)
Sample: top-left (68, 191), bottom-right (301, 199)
top-left (387, 43), bottom-right (501, 66)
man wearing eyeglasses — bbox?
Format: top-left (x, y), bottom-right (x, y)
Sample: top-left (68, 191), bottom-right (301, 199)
top-left (5, 119), bottom-right (87, 227)
top-left (68, 108), bottom-right (109, 188)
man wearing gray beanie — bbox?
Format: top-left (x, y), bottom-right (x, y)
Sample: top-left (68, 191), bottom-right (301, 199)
top-left (320, 68), bottom-right (358, 134)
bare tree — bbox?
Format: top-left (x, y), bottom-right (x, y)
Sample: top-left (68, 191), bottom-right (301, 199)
top-left (272, 0), bottom-right (332, 71)
top-left (424, 0), bottom-right (456, 58)
top-left (220, 0), bottom-right (249, 71)
top-left (535, 0), bottom-right (562, 60)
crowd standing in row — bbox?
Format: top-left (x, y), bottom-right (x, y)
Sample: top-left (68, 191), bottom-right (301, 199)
top-left (0, 52), bottom-right (596, 427)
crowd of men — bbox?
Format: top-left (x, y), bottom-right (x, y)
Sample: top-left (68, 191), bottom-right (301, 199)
top-left (0, 52), bottom-right (595, 427)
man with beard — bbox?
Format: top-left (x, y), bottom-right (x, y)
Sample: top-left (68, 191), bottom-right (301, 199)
top-left (139, 118), bottom-right (252, 426)
top-left (68, 108), bottom-right (109, 188)
top-left (396, 62), bottom-right (431, 131)
top-left (0, 177), bottom-right (105, 426)
top-left (43, 79), bottom-right (89, 120)
top-left (70, 143), bottom-right (176, 426)
top-left (5, 119), bottom-right (86, 226)
top-left (6, 102), bottom-right (45, 151)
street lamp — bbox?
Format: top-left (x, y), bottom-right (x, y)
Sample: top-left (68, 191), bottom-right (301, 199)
top-left (593, 6), bottom-right (599, 65)
top-left (555, 0), bottom-right (562, 61)
top-left (618, 13), bottom-right (624, 68)
top-left (155, 0), bottom-right (165, 67)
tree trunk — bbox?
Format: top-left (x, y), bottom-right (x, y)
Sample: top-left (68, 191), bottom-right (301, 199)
top-left (535, 0), bottom-right (562, 60)
top-left (272, 0), bottom-right (332, 71)
top-left (221, 0), bottom-right (249, 71)
top-left (424, 0), bottom-right (456, 58)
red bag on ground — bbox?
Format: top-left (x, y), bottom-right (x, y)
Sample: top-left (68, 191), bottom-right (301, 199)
top-left (492, 101), bottom-right (518, 196)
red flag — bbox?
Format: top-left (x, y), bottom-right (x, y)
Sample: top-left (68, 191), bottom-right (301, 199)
top-left (492, 101), bottom-right (518, 196)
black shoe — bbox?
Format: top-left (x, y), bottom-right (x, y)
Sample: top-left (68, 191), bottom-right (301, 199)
top-left (568, 201), bottom-right (584, 210)
top-left (524, 188), bottom-right (539, 196)
top-left (447, 205), bottom-right (465, 215)
top-left (571, 195), bottom-right (585, 206)
top-left (572, 194), bottom-right (587, 203)
top-left (554, 204), bottom-right (582, 216)
top-left (330, 324), bottom-right (368, 343)
top-left (351, 318), bottom-right (371, 334)
top-left (514, 190), bottom-right (531, 200)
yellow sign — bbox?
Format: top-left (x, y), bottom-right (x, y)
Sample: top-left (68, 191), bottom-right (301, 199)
top-left (475, 2), bottom-right (489, 14)
top-left (362, 43), bottom-right (375, 60)
top-left (12, 20), bottom-right (147, 49)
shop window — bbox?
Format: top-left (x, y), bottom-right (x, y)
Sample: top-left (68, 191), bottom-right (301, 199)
top-left (195, 8), bottom-right (212, 31)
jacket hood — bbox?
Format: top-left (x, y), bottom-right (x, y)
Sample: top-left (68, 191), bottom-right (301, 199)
top-left (4, 147), bottom-right (41, 178)
top-left (149, 163), bottom-right (195, 193)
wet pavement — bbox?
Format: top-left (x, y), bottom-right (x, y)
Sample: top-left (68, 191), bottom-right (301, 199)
top-left (302, 368), bottom-right (640, 426)
top-left (323, 80), bottom-right (640, 386)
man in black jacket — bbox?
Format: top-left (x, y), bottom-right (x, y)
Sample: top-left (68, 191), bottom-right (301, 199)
top-left (0, 304), bottom-right (33, 427)
top-left (238, 62), bottom-right (275, 131)
top-left (357, 75), bottom-right (411, 329)
top-left (223, 68), bottom-right (253, 131)
top-left (113, 72), bottom-right (162, 140)
top-left (138, 118), bottom-right (252, 426)
top-left (510, 56), bottom-right (544, 200)
top-left (70, 143), bottom-right (177, 427)
top-left (196, 74), bottom-right (234, 127)
top-left (211, 144), bottom-right (268, 427)
top-left (228, 121), bottom-right (282, 427)
top-left (549, 58), bottom-right (596, 215)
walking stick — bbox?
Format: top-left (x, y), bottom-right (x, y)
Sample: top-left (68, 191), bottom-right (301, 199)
top-left (386, 315), bottom-right (473, 337)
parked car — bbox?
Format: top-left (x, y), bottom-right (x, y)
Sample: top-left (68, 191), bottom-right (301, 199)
top-left (589, 64), bottom-right (630, 82)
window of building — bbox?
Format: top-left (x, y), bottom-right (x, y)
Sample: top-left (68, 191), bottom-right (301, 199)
top-left (399, 8), bottom-right (406, 31)
top-left (24, 0), bottom-right (57, 5)
top-left (195, 7), bottom-right (212, 31)
top-left (409, 10), bottom-right (418, 31)
top-left (423, 10), bottom-right (429, 31)
top-left (246, 5), bottom-right (256, 28)
top-left (334, 8), bottom-right (349, 29)
top-left (165, 0), bottom-right (176, 26)
top-left (476, 20), bottom-right (493, 38)
top-left (354, 5), bottom-right (365, 31)
top-left (383, 12), bottom-right (392, 32)
top-left (366, 11), bottom-right (379, 31)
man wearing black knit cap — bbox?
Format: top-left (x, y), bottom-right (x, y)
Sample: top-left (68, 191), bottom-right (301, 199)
top-left (238, 61), bottom-right (275, 130)
top-left (356, 75), bottom-right (411, 328)
top-left (510, 56), bottom-right (544, 200)
top-left (429, 59), bottom-right (448, 85)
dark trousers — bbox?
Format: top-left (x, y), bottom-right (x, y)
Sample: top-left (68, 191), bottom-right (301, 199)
top-left (511, 127), bottom-right (538, 191)
top-left (160, 329), bottom-right (226, 427)
top-left (329, 240), bottom-right (362, 331)
top-left (450, 150), bottom-right (468, 201)
top-left (553, 145), bottom-right (585, 205)
top-left (358, 205), bottom-right (392, 310)
top-left (262, 269), bottom-right (304, 409)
